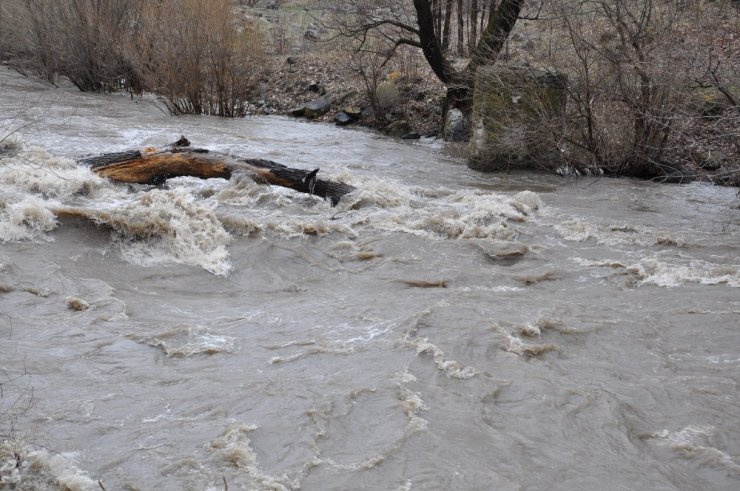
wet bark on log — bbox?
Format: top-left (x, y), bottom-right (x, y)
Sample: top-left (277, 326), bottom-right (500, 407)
top-left (78, 137), bottom-right (356, 205)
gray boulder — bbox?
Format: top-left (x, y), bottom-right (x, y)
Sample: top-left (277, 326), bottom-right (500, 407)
top-left (468, 65), bottom-right (567, 172)
top-left (444, 108), bottom-right (467, 142)
top-left (304, 96), bottom-right (331, 119)
top-left (304, 29), bottom-right (320, 41)
top-left (334, 112), bottom-right (354, 126)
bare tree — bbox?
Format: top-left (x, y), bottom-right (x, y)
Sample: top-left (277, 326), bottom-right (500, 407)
top-left (328, 0), bottom-right (528, 130)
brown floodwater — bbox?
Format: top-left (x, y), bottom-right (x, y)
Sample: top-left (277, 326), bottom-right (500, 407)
top-left (1, 67), bottom-right (739, 490)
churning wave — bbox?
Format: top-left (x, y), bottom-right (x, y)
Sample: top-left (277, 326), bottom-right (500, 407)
top-left (1, 144), bottom-right (544, 277)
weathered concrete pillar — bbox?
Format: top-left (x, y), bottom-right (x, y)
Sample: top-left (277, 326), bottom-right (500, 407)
top-left (469, 65), bottom-right (567, 172)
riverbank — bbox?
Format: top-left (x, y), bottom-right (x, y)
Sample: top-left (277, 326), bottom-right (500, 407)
top-left (248, 51), bottom-right (447, 139)
top-left (1, 0), bottom-right (737, 187)
top-left (234, 3), bottom-right (740, 188)
top-left (244, 52), bottom-right (740, 188)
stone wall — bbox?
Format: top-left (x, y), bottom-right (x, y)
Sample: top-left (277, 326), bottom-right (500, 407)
top-left (468, 65), bottom-right (567, 172)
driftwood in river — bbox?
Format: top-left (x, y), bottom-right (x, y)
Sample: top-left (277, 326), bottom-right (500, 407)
top-left (78, 137), bottom-right (356, 205)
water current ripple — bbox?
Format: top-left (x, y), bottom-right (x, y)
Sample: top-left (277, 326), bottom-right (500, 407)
top-left (1, 67), bottom-right (738, 490)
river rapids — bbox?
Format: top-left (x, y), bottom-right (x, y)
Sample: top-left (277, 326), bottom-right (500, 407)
top-left (1, 67), bottom-right (739, 490)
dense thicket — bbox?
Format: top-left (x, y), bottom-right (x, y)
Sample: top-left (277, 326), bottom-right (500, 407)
top-left (0, 0), bottom-right (265, 117)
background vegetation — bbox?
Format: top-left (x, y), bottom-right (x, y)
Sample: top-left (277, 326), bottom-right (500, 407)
top-left (0, 0), bottom-right (737, 183)
top-left (325, 0), bottom-right (739, 182)
top-left (0, 0), bottom-right (265, 116)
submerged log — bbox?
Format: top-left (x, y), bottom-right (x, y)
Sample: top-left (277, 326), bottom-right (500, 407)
top-left (78, 137), bottom-right (356, 205)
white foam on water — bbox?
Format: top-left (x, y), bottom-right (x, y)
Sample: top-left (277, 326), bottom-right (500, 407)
top-left (574, 256), bottom-right (739, 288)
top-left (265, 319), bottom-right (394, 365)
top-left (66, 296), bottom-right (90, 311)
top-left (322, 372), bottom-right (430, 473)
top-left (257, 217), bottom-right (355, 239)
top-left (394, 368), bottom-right (418, 385)
top-left (215, 175), bottom-right (274, 206)
top-left (397, 479), bottom-right (413, 491)
top-left (402, 310), bottom-right (479, 379)
top-left (492, 323), bottom-right (560, 358)
top-left (513, 190), bottom-right (543, 211)
top-left (128, 325), bottom-right (238, 357)
top-left (86, 188), bottom-right (233, 276)
top-left (411, 338), bottom-right (478, 379)
top-left (217, 173), bottom-right (540, 247)
top-left (644, 425), bottom-right (740, 474)
top-left (0, 441), bottom-right (96, 490)
top-left (0, 145), bottom-right (109, 242)
top-left (503, 333), bottom-right (559, 358)
top-left (0, 197), bottom-right (59, 242)
top-left (207, 422), bottom-right (290, 490)
top-left (625, 258), bottom-right (739, 288)
top-left (335, 177), bottom-right (538, 241)
top-left (394, 369), bottom-right (430, 433)
top-left (0, 145), bottom-right (232, 275)
top-left (1, 145), bottom-right (542, 271)
top-left (573, 258), bottom-right (628, 269)
top-left (556, 219), bottom-right (687, 248)
top-left (0, 145), bottom-right (109, 200)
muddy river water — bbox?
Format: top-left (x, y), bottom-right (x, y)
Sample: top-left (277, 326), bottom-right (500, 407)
top-left (1, 67), bottom-right (739, 490)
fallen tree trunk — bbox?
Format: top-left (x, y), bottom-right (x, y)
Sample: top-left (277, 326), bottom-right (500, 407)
top-left (78, 137), bottom-right (356, 205)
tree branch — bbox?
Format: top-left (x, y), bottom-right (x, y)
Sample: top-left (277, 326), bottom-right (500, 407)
top-left (412, 0), bottom-right (461, 86)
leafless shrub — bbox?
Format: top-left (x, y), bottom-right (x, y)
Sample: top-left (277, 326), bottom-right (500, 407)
top-left (338, 40), bottom-right (396, 126)
top-left (133, 0), bottom-right (266, 117)
top-left (0, 0), bottom-right (143, 92)
top-left (509, 0), bottom-right (740, 182)
top-left (0, 0), bottom-right (267, 117)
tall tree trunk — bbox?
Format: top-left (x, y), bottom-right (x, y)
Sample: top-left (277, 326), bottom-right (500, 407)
top-left (442, 0), bottom-right (454, 51)
top-left (413, 0), bottom-right (524, 136)
top-left (457, 0), bottom-right (464, 56)
top-left (412, 0), bottom-right (459, 86)
top-left (434, 0), bottom-right (442, 39)
top-left (468, 0), bottom-right (524, 78)
top-left (470, 0), bottom-right (478, 50)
